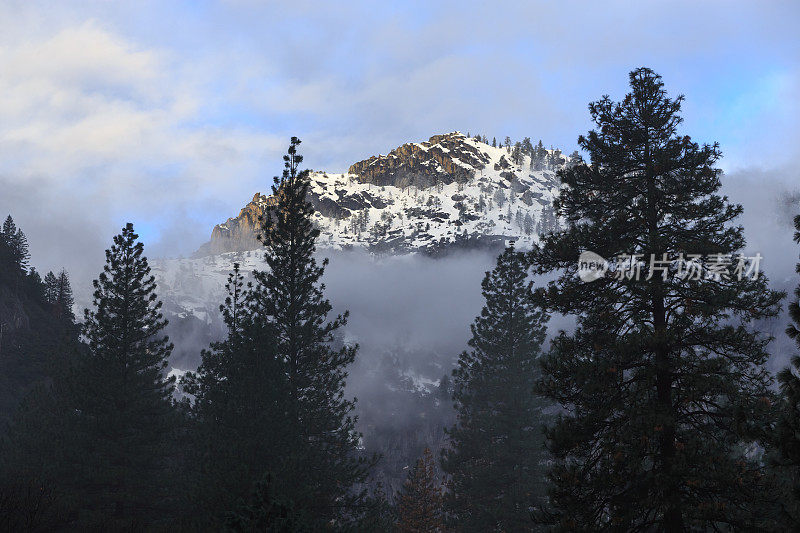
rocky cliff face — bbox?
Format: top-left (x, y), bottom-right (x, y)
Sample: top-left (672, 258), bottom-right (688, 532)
top-left (195, 193), bottom-right (275, 256)
top-left (347, 132), bottom-right (491, 188)
top-left (196, 132), bottom-right (569, 257)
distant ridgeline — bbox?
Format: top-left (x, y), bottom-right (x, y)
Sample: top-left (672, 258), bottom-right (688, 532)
top-left (194, 132), bottom-right (575, 257)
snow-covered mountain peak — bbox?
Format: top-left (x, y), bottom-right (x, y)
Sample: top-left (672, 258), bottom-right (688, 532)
top-left (195, 132), bottom-right (571, 257)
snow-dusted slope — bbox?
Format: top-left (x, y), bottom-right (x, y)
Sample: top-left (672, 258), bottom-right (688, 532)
top-left (152, 132), bottom-right (571, 368)
top-left (196, 132), bottom-right (569, 257)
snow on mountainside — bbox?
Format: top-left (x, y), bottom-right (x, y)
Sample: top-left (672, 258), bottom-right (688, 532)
top-left (194, 132), bottom-right (569, 257)
top-left (152, 132), bottom-right (572, 369)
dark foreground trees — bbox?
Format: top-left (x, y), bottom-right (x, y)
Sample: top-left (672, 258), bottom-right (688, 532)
top-left (185, 137), bottom-right (372, 528)
top-left (532, 68), bottom-right (783, 530)
top-left (775, 214), bottom-right (800, 525)
top-left (182, 262), bottom-right (289, 522)
top-left (251, 136), bottom-right (372, 524)
top-left (442, 245), bottom-right (550, 531)
top-left (0, 216), bottom-right (82, 530)
top-left (73, 223), bottom-right (178, 525)
top-left (0, 215), bottom-right (29, 284)
top-left (2, 223), bottom-right (179, 529)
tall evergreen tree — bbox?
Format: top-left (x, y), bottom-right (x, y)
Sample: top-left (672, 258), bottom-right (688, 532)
top-left (775, 213), bottom-right (800, 525)
top-left (521, 136), bottom-right (534, 156)
top-left (511, 141), bottom-right (524, 165)
top-left (531, 68), bottom-right (782, 530)
top-left (24, 267), bottom-right (46, 303)
top-left (2, 223), bottom-right (176, 529)
top-left (190, 138), bottom-right (372, 527)
top-left (182, 263), bottom-right (288, 523)
top-left (397, 448), bottom-right (444, 533)
top-left (442, 245), bottom-right (550, 532)
top-left (71, 222), bottom-right (177, 526)
top-left (43, 271), bottom-right (58, 304)
top-left (54, 269), bottom-right (74, 321)
top-left (251, 137), bottom-right (372, 526)
top-left (0, 215), bottom-right (29, 282)
top-left (0, 217), bottom-right (78, 427)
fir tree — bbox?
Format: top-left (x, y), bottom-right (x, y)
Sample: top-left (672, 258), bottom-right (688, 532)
top-left (531, 67), bottom-right (783, 530)
top-left (397, 448), bottom-right (444, 533)
top-left (492, 137), bottom-right (497, 148)
top-left (442, 245), bottom-right (550, 531)
top-left (247, 137), bottom-right (372, 526)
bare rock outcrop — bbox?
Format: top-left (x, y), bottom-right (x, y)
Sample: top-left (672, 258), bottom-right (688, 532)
top-left (347, 132), bottom-right (490, 188)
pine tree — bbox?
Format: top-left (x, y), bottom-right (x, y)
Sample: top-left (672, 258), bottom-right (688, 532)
top-left (521, 136), bottom-right (534, 156)
top-left (55, 269), bottom-right (74, 321)
top-left (0, 218), bottom-right (82, 528)
top-left (566, 149), bottom-right (582, 168)
top-left (494, 188), bottom-right (506, 209)
top-left (73, 222), bottom-right (177, 525)
top-left (492, 137), bottom-right (497, 148)
top-left (511, 141), bottom-right (523, 165)
top-left (43, 271), bottom-right (58, 304)
top-left (531, 67), bottom-right (783, 530)
top-left (246, 137), bottom-right (372, 526)
top-left (775, 213), bottom-right (800, 525)
top-left (397, 448), bottom-right (444, 533)
top-left (24, 266), bottom-right (46, 303)
top-left (531, 140), bottom-right (546, 171)
top-left (0, 215), bottom-right (29, 282)
top-left (1, 223), bottom-right (178, 529)
top-left (354, 485), bottom-right (396, 532)
top-left (524, 213), bottom-right (535, 236)
top-left (442, 245), bottom-right (550, 532)
top-left (182, 263), bottom-right (289, 523)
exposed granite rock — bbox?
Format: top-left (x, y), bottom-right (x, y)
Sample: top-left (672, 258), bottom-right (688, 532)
top-left (199, 193), bottom-right (273, 255)
top-left (347, 132), bottom-right (489, 187)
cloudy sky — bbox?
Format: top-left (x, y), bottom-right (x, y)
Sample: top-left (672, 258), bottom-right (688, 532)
top-left (0, 0), bottom-right (798, 280)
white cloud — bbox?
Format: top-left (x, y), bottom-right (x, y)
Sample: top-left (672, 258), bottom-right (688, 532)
top-left (0, 20), bottom-right (282, 203)
top-left (0, 16), bottom-right (286, 279)
top-left (0, 0), bottom-right (797, 284)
